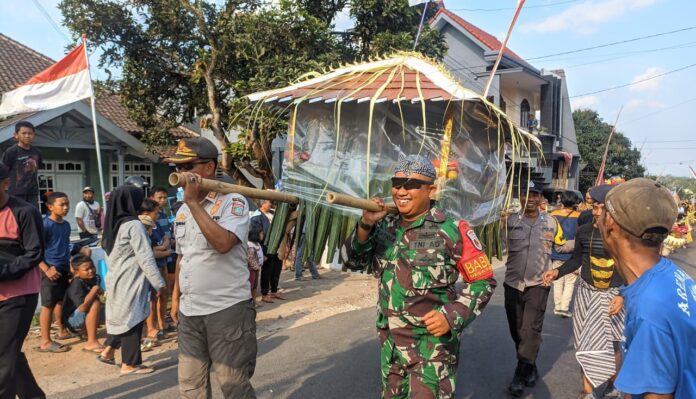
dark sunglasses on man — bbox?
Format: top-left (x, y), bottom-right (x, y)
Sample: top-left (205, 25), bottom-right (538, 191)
top-left (390, 177), bottom-right (433, 190)
top-left (175, 159), bottom-right (214, 172)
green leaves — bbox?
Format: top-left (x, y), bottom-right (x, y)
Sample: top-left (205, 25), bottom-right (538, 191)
top-left (573, 109), bottom-right (645, 193)
top-left (59, 0), bottom-right (446, 186)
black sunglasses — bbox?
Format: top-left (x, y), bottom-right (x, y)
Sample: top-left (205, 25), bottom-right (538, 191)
top-left (391, 177), bottom-right (434, 190)
top-left (175, 160), bottom-right (213, 171)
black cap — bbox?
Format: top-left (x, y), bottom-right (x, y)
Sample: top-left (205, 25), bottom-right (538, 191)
top-left (163, 137), bottom-right (219, 164)
top-left (522, 180), bottom-right (543, 194)
top-left (125, 175), bottom-right (149, 189)
top-left (0, 163), bottom-right (8, 180)
top-left (589, 184), bottom-right (613, 204)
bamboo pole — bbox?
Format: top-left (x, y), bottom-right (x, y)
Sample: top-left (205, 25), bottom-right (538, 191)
top-left (169, 173), bottom-right (299, 204)
top-left (326, 192), bottom-right (398, 213)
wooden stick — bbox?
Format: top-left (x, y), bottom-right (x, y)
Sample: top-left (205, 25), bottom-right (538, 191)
top-left (169, 173), bottom-right (299, 204)
top-left (326, 192), bottom-right (398, 213)
top-left (482, 0), bottom-right (526, 98)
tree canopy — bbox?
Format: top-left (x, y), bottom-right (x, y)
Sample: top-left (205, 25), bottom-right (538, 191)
top-left (573, 109), bottom-right (645, 193)
top-left (58, 0), bottom-right (446, 187)
top-left (648, 175), bottom-right (696, 200)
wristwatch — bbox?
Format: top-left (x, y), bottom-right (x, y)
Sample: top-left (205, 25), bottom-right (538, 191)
top-left (358, 218), bottom-right (374, 232)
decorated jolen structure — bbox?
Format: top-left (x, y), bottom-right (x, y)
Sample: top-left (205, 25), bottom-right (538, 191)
top-left (249, 53), bottom-right (540, 262)
top-left (249, 53), bottom-right (536, 225)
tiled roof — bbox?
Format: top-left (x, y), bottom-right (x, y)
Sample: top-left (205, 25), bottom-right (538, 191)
top-left (157, 146), bottom-right (178, 159)
top-left (93, 93), bottom-right (197, 138)
top-left (0, 33), bottom-right (197, 139)
top-left (249, 55), bottom-right (481, 104)
top-left (0, 34), bottom-right (55, 94)
top-left (434, 7), bottom-right (528, 65)
top-left (258, 69), bottom-right (451, 103)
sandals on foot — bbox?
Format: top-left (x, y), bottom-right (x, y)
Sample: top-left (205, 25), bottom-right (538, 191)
top-left (53, 331), bottom-right (76, 340)
top-left (82, 346), bottom-right (105, 354)
top-left (36, 342), bottom-right (70, 353)
top-left (96, 355), bottom-right (116, 365)
top-left (120, 365), bottom-right (155, 376)
top-left (141, 338), bottom-right (157, 352)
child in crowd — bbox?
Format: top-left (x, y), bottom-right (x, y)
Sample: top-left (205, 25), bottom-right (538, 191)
top-left (149, 187), bottom-right (176, 327)
top-left (37, 192), bottom-right (91, 353)
top-left (139, 199), bottom-right (171, 351)
top-left (61, 254), bottom-right (103, 352)
top-left (247, 224), bottom-right (264, 307)
top-left (0, 121), bottom-right (42, 209)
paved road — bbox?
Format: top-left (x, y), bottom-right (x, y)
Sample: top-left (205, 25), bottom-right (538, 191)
top-left (53, 243), bottom-right (696, 399)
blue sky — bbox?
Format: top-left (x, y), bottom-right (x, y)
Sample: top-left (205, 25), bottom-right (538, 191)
top-left (2, 0), bottom-right (695, 177)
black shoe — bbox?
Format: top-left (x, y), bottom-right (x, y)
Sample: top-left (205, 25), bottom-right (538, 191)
top-left (524, 365), bottom-right (539, 387)
top-left (508, 379), bottom-right (524, 397)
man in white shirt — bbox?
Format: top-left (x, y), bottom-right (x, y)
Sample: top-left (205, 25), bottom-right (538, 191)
top-left (74, 187), bottom-right (101, 238)
top-left (168, 137), bottom-right (256, 399)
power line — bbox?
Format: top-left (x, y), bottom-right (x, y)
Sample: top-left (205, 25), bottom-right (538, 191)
top-left (525, 25), bottom-right (696, 61)
top-left (622, 97), bottom-right (696, 126)
top-left (640, 147), bottom-right (696, 151)
top-left (447, 38), bottom-right (696, 75)
top-left (568, 63), bottom-right (696, 98)
top-left (640, 140), bottom-right (696, 143)
top-left (534, 40), bottom-right (696, 65)
top-left (644, 159), bottom-right (696, 165)
top-left (30, 0), bottom-right (71, 43)
top-left (443, 54), bottom-right (526, 111)
top-left (450, 0), bottom-right (581, 12)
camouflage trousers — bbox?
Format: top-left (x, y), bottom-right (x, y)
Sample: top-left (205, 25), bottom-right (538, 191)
top-left (378, 327), bottom-right (460, 399)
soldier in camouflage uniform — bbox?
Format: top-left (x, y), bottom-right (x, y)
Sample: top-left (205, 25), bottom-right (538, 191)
top-left (341, 155), bottom-right (496, 399)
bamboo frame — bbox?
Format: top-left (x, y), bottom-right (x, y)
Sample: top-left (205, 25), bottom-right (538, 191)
top-left (169, 173), bottom-right (299, 204)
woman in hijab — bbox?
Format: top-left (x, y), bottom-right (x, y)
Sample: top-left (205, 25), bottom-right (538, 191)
top-left (96, 185), bottom-right (166, 375)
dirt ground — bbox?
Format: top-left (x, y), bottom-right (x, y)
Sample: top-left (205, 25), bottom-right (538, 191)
top-left (24, 268), bottom-right (378, 397)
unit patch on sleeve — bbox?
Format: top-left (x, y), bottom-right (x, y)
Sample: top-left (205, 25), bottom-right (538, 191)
top-left (457, 220), bottom-right (493, 282)
top-left (231, 199), bottom-right (246, 216)
top-left (466, 229), bottom-right (483, 251)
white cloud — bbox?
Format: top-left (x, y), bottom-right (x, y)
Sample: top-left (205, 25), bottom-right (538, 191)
top-left (332, 5), bottom-right (354, 31)
top-left (520, 0), bottom-right (658, 34)
top-left (571, 95), bottom-right (599, 110)
top-left (624, 99), bottom-right (668, 111)
top-left (629, 67), bottom-right (666, 91)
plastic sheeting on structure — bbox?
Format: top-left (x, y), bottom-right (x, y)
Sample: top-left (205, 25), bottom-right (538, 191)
top-left (281, 100), bottom-right (510, 226)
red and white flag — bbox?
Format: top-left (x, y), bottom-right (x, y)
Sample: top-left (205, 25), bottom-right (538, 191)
top-left (0, 42), bottom-right (92, 118)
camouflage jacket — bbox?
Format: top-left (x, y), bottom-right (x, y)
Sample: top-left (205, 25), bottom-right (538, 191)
top-left (341, 207), bottom-right (496, 333)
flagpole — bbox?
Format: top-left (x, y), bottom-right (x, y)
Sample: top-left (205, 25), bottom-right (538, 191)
top-left (482, 0), bottom-right (526, 98)
top-left (594, 105), bottom-right (624, 186)
top-left (413, 1), bottom-right (430, 51)
top-left (82, 35), bottom-right (108, 211)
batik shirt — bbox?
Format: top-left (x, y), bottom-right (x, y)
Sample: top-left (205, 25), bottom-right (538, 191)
top-left (341, 206), bottom-right (495, 333)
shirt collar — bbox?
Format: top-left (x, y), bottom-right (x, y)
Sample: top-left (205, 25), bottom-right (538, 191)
top-left (400, 206), bottom-right (446, 230)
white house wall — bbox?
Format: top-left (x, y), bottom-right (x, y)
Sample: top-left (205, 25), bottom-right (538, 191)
top-left (500, 85), bottom-right (540, 128)
top-left (440, 25), bottom-right (492, 97)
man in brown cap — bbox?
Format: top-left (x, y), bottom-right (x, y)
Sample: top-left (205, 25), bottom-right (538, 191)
top-left (596, 177), bottom-right (695, 398)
